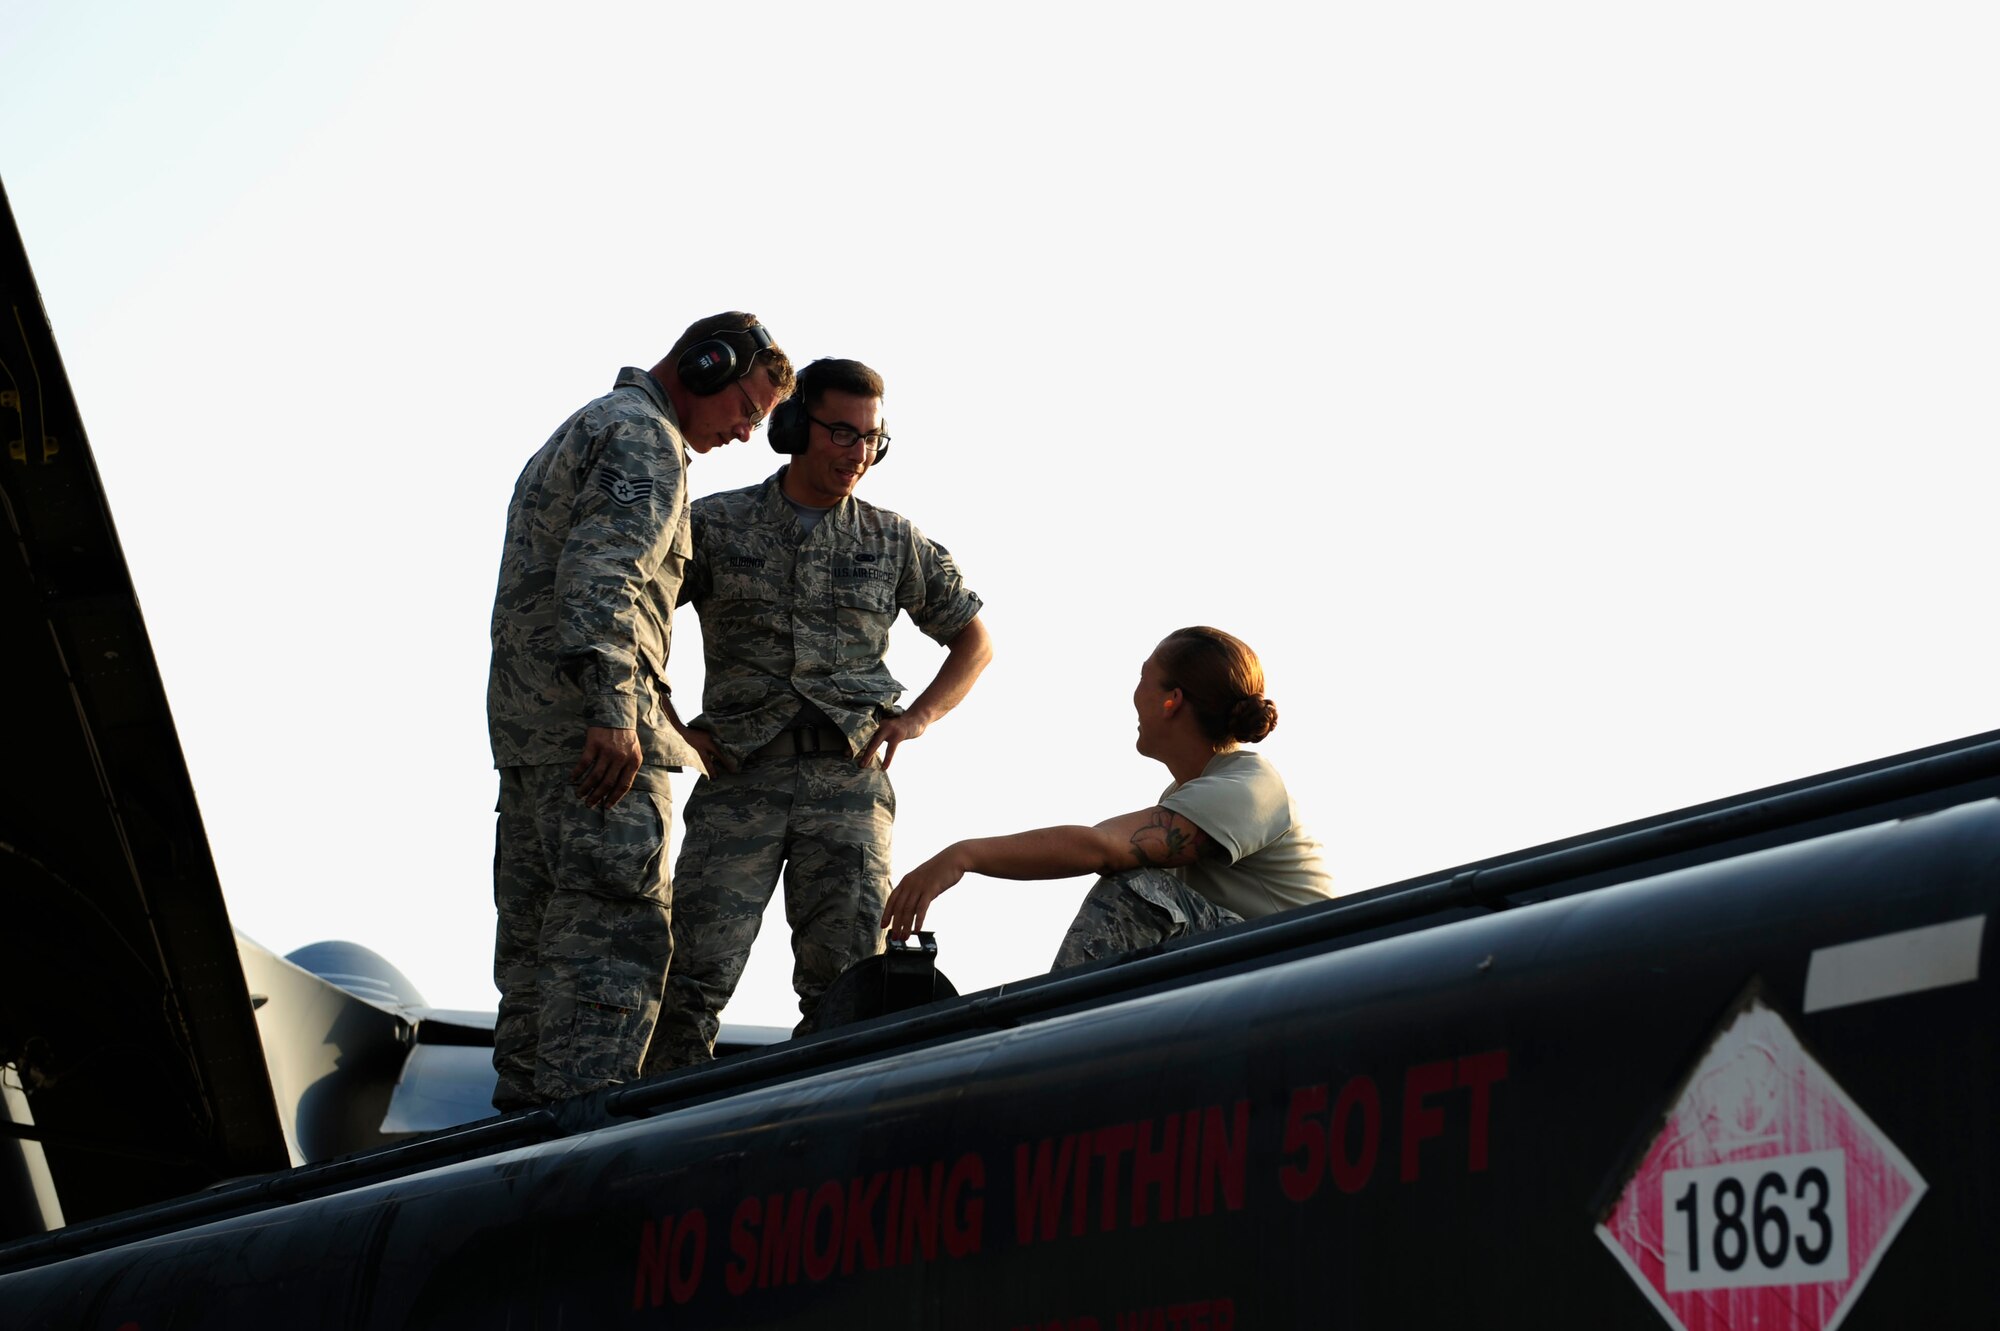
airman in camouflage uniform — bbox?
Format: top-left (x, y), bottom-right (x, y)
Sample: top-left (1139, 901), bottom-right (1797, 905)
top-left (487, 315), bottom-right (792, 1110)
top-left (647, 358), bottom-right (993, 1068)
top-left (880, 627), bottom-right (1332, 973)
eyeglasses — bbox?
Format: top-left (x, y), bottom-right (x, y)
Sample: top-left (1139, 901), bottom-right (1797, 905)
top-left (810, 415), bottom-right (891, 454)
top-left (732, 377), bottom-right (767, 432)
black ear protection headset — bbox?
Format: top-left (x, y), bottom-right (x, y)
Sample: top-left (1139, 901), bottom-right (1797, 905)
top-left (675, 323), bottom-right (775, 396)
top-left (768, 392), bottom-right (891, 462)
top-left (767, 397), bottom-right (810, 456)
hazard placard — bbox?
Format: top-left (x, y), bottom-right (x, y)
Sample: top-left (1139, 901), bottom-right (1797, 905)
top-left (1597, 998), bottom-right (1925, 1331)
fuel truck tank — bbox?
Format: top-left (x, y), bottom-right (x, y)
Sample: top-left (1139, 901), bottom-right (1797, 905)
top-left (2, 728), bottom-right (1995, 1328)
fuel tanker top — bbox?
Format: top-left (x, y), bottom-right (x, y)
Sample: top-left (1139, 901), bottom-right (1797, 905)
top-left (3, 750), bottom-right (1996, 1329)
top-left (2, 178), bottom-right (1996, 1328)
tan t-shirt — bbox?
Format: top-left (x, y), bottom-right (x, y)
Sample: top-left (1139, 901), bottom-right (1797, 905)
top-left (1159, 749), bottom-right (1333, 920)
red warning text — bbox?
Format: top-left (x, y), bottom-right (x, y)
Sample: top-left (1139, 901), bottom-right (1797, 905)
top-left (1279, 1049), bottom-right (1508, 1202)
top-left (724, 1151), bottom-right (986, 1295)
top-left (1015, 1100), bottom-right (1251, 1244)
top-left (632, 1209), bottom-right (708, 1309)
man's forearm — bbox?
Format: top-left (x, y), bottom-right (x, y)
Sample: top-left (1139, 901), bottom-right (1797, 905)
top-left (901, 616), bottom-right (993, 728)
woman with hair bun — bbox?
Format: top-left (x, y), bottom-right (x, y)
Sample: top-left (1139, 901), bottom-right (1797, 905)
top-left (882, 626), bottom-right (1332, 969)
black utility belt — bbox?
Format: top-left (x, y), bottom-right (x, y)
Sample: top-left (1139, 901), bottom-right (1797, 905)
top-left (749, 724), bottom-right (852, 760)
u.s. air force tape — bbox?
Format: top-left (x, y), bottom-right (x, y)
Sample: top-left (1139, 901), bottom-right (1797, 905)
top-left (597, 469), bottom-right (654, 507)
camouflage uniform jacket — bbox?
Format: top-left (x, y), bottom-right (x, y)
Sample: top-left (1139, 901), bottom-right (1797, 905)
top-left (487, 367), bottom-right (702, 775)
top-left (680, 467), bottom-right (983, 766)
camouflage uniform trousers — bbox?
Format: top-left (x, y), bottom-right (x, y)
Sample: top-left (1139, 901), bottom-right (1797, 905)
top-left (646, 752), bottom-right (894, 1070)
top-left (491, 765), bottom-right (675, 1109)
top-left (1051, 868), bottom-right (1244, 970)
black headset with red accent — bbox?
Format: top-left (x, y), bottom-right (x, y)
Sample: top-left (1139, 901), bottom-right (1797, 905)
top-left (676, 323), bottom-right (774, 396)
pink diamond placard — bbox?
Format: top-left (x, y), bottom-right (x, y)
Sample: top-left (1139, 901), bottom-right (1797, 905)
top-left (1597, 999), bottom-right (1926, 1331)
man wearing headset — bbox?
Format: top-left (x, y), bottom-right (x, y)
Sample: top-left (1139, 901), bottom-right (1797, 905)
top-left (647, 357), bottom-right (993, 1069)
top-left (487, 313), bottom-right (794, 1109)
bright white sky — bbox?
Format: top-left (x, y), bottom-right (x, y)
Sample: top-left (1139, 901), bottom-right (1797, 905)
top-left (5, 2), bottom-right (1995, 1023)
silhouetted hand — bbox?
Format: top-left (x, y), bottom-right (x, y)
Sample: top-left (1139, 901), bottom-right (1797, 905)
top-left (860, 712), bottom-right (928, 770)
top-left (881, 848), bottom-right (966, 941)
top-left (571, 725), bottom-right (642, 808)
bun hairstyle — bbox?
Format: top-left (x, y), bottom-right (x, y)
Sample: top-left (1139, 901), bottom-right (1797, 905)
top-left (1225, 694), bottom-right (1280, 745)
top-left (1156, 626), bottom-right (1279, 747)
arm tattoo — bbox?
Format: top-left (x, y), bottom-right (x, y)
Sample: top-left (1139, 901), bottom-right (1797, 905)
top-left (1129, 807), bottom-right (1209, 867)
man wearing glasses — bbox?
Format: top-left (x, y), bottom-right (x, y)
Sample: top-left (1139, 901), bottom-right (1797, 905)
top-left (648, 357), bottom-right (993, 1068)
top-left (487, 313), bottom-right (793, 1110)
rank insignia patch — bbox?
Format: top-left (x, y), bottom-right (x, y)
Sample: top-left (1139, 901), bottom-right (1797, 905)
top-left (597, 469), bottom-right (654, 507)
